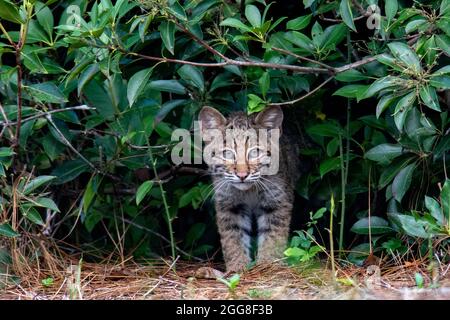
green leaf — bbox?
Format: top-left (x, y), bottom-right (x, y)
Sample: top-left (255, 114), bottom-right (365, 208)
top-left (392, 163), bottom-right (415, 202)
top-left (393, 91), bottom-right (416, 131)
top-left (20, 205), bottom-right (44, 226)
top-left (333, 84), bottom-right (368, 99)
top-left (319, 157), bottom-right (341, 178)
top-left (441, 179), bottom-right (450, 222)
top-left (286, 14), bottom-right (311, 31)
top-left (0, 0), bottom-right (24, 24)
top-left (136, 180), bottom-right (154, 206)
top-left (350, 216), bottom-right (393, 235)
top-left (177, 65), bottom-right (204, 91)
top-left (376, 94), bottom-right (397, 118)
top-left (83, 175), bottom-right (100, 212)
top-left (339, 0), bottom-right (356, 32)
top-left (159, 21), bottom-right (175, 55)
top-left (284, 247), bottom-right (307, 258)
top-left (245, 4), bottom-right (261, 28)
top-left (247, 94), bottom-right (265, 114)
top-left (77, 64), bottom-right (100, 97)
top-left (429, 76), bottom-right (450, 89)
top-left (25, 83), bottom-right (67, 104)
top-left (0, 223), bottom-right (19, 238)
top-left (378, 157), bottom-right (414, 189)
top-left (347, 243), bottom-right (370, 266)
top-left (35, 197), bottom-right (60, 213)
top-left (0, 147), bottom-right (14, 158)
top-left (165, 1), bottom-right (187, 21)
top-left (432, 65), bottom-right (450, 76)
top-left (365, 144), bottom-right (403, 164)
top-left (284, 31), bottom-right (314, 52)
top-left (405, 18), bottom-right (428, 34)
top-left (127, 67), bottom-right (154, 106)
top-left (321, 23), bottom-right (347, 50)
top-left (148, 80), bottom-right (187, 94)
top-left (259, 71), bottom-right (270, 98)
top-left (155, 99), bottom-right (186, 124)
top-left (51, 159), bottom-right (90, 184)
top-left (220, 18), bottom-right (252, 33)
top-left (385, 0), bottom-right (398, 25)
top-left (437, 18), bottom-right (450, 37)
top-left (83, 80), bottom-right (116, 119)
top-left (22, 175), bottom-right (56, 195)
top-left (388, 213), bottom-right (429, 238)
top-left (35, 2), bottom-right (54, 37)
top-left (41, 277), bottom-right (54, 287)
top-left (387, 42), bottom-right (421, 74)
top-left (307, 122), bottom-right (343, 137)
top-left (362, 76), bottom-right (402, 100)
top-left (335, 69), bottom-right (367, 82)
top-left (419, 85), bottom-right (440, 112)
top-left (425, 196), bottom-right (444, 225)
top-left (436, 35), bottom-right (450, 56)
top-left (326, 138), bottom-right (339, 156)
top-left (441, 0), bottom-right (450, 15)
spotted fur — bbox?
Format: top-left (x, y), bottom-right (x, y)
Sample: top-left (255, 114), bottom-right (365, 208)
top-left (199, 106), bottom-right (299, 272)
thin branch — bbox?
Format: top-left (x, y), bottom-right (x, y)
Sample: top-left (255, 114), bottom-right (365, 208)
top-left (13, 48), bottom-right (23, 150)
top-left (126, 48), bottom-right (330, 74)
top-left (268, 77), bottom-right (333, 106)
top-left (120, 217), bottom-right (204, 261)
top-left (0, 101), bottom-right (15, 139)
top-left (0, 22), bottom-right (14, 46)
top-left (46, 114), bottom-right (96, 171)
top-left (319, 14), bottom-right (367, 23)
top-left (271, 46), bottom-right (335, 72)
top-left (128, 51), bottom-right (228, 68)
top-left (0, 105), bottom-right (94, 127)
top-left (334, 55), bottom-right (378, 73)
top-left (46, 114), bottom-right (121, 182)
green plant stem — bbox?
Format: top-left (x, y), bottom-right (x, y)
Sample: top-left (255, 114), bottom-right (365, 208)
top-left (12, 1), bottom-right (31, 157)
top-left (338, 32), bottom-right (352, 257)
top-left (329, 194), bottom-right (336, 283)
top-left (0, 22), bottom-right (14, 46)
top-left (147, 145), bottom-right (176, 261)
top-left (338, 134), bottom-right (345, 256)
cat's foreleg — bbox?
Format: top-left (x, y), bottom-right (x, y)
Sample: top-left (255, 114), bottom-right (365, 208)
top-left (216, 206), bottom-right (252, 272)
top-left (255, 205), bottom-right (292, 264)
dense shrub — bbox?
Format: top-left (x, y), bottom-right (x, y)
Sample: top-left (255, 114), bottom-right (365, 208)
top-left (0, 0), bottom-right (449, 267)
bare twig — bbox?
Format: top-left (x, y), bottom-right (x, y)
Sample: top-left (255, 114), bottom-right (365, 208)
top-left (334, 55), bottom-right (378, 73)
top-left (0, 101), bottom-right (15, 139)
top-left (120, 218), bottom-right (203, 262)
top-left (268, 77), bottom-right (333, 106)
top-left (46, 114), bottom-right (96, 171)
top-left (0, 105), bottom-right (94, 127)
top-left (46, 114), bottom-right (121, 182)
top-left (271, 46), bottom-right (335, 72)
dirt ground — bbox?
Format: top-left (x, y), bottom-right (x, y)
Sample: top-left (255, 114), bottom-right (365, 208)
top-left (1, 258), bottom-right (450, 300)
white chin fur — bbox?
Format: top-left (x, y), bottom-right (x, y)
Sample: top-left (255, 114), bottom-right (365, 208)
top-left (231, 182), bottom-right (253, 191)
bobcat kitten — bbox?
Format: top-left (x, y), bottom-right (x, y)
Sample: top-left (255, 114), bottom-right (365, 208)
top-left (199, 106), bottom-right (299, 272)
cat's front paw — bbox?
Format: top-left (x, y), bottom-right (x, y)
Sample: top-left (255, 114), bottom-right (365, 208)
top-left (225, 261), bottom-right (250, 273)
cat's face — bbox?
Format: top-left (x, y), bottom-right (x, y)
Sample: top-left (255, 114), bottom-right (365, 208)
top-left (199, 106), bottom-right (283, 191)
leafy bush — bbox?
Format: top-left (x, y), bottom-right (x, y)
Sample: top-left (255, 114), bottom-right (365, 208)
top-left (0, 0), bottom-right (449, 269)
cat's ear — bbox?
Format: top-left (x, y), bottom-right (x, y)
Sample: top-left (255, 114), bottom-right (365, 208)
top-left (254, 106), bottom-right (283, 129)
top-left (199, 106), bottom-right (226, 130)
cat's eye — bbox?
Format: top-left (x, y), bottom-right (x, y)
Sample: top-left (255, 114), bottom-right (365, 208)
top-left (221, 149), bottom-right (235, 161)
top-left (247, 147), bottom-right (265, 160)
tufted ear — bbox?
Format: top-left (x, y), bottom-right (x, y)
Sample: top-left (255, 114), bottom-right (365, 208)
top-left (199, 106), bottom-right (227, 130)
top-left (254, 106), bottom-right (283, 129)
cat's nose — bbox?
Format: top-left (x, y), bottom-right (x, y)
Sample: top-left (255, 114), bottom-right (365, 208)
top-left (236, 171), bottom-right (248, 181)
